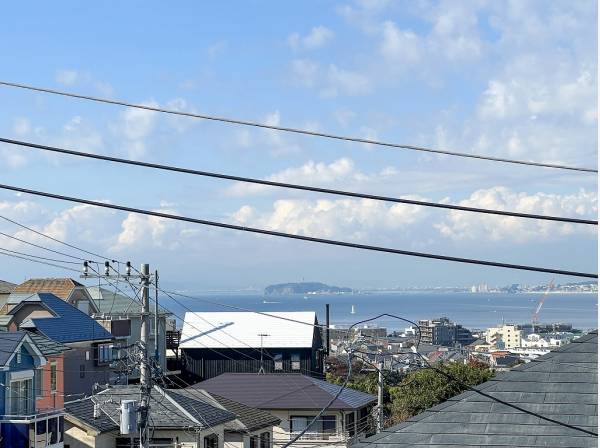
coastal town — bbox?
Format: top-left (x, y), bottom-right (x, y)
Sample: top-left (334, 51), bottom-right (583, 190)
top-left (0, 276), bottom-right (594, 448)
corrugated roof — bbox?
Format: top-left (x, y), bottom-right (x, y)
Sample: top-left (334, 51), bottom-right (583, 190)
top-left (9, 293), bottom-right (113, 343)
top-left (354, 331), bottom-right (598, 447)
top-left (65, 385), bottom-right (237, 433)
top-left (87, 286), bottom-right (170, 316)
top-left (195, 373), bottom-right (376, 410)
top-left (180, 311), bottom-right (317, 349)
top-left (14, 278), bottom-right (84, 300)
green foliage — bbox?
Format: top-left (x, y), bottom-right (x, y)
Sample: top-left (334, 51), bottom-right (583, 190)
top-left (388, 362), bottom-right (494, 423)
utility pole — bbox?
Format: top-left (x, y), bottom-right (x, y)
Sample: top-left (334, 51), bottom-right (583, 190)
top-left (377, 357), bottom-right (384, 433)
top-left (139, 263), bottom-right (151, 448)
top-left (154, 270), bottom-right (160, 364)
top-left (257, 333), bottom-right (269, 374)
top-left (81, 260), bottom-right (152, 448)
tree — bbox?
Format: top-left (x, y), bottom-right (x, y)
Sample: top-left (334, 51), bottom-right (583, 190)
top-left (388, 361), bottom-right (494, 423)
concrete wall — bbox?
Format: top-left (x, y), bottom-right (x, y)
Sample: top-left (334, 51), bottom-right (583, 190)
top-left (267, 409), bottom-right (349, 448)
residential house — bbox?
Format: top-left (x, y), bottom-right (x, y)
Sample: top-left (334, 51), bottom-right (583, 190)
top-left (521, 332), bottom-right (576, 349)
top-left (5, 293), bottom-right (116, 397)
top-left (27, 332), bottom-right (70, 414)
top-left (180, 312), bottom-right (324, 380)
top-left (11, 278), bottom-right (98, 316)
top-left (87, 286), bottom-right (171, 374)
top-left (0, 331), bottom-right (65, 448)
top-left (353, 330), bottom-right (598, 447)
top-left (195, 373), bottom-right (377, 447)
top-left (64, 384), bottom-right (255, 448)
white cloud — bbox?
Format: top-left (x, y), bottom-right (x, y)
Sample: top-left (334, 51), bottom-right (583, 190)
top-left (435, 187), bottom-right (598, 243)
top-left (290, 59), bottom-right (319, 88)
top-left (226, 158), bottom-right (360, 197)
top-left (288, 26), bottom-right (334, 50)
top-left (55, 69), bottom-right (81, 86)
top-left (112, 101), bottom-right (159, 158)
top-left (379, 21), bottom-right (422, 65)
top-left (232, 197), bottom-right (426, 241)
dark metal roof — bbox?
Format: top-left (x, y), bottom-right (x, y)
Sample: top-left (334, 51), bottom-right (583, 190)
top-left (9, 293), bottom-right (113, 343)
top-left (354, 331), bottom-right (598, 447)
top-left (195, 373), bottom-right (376, 410)
top-left (65, 385), bottom-right (237, 433)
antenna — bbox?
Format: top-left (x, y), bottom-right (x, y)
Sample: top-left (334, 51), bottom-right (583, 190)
top-left (257, 333), bottom-right (269, 374)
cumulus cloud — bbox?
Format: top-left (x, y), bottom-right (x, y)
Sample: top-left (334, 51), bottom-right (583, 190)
top-left (435, 187), bottom-right (598, 242)
top-left (288, 26), bottom-right (334, 50)
top-left (232, 197), bottom-right (426, 241)
top-left (55, 69), bottom-right (81, 86)
top-left (226, 158), bottom-right (362, 197)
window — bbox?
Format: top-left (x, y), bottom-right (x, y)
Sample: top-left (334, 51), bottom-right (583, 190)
top-left (273, 353), bottom-right (283, 371)
top-left (80, 364), bottom-right (85, 379)
top-left (35, 419), bottom-right (47, 446)
top-left (291, 353), bottom-right (301, 371)
top-left (345, 412), bottom-right (356, 437)
top-left (16, 350), bottom-right (21, 364)
top-left (35, 369), bottom-right (43, 398)
top-left (98, 344), bottom-right (114, 364)
top-left (50, 362), bottom-right (57, 393)
top-left (260, 432), bottom-right (271, 448)
top-left (9, 378), bottom-right (34, 415)
top-left (77, 300), bottom-right (90, 314)
top-left (250, 436), bottom-right (259, 448)
top-left (204, 433), bottom-right (218, 448)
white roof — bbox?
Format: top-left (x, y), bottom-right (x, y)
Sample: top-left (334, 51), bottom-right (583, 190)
top-left (180, 311), bottom-right (317, 349)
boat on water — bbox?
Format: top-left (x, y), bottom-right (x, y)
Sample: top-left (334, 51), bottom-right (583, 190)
top-left (351, 304), bottom-right (356, 314)
top-left (262, 300), bottom-right (280, 304)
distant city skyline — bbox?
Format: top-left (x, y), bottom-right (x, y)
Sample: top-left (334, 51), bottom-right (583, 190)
top-left (0, 1), bottom-right (596, 289)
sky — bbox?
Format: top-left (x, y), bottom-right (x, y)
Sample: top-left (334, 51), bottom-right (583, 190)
top-left (0, 0), bottom-right (597, 291)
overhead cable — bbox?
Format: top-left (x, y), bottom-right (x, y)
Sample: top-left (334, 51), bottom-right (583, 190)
top-left (1, 137), bottom-right (595, 225)
top-left (0, 182), bottom-right (596, 278)
top-left (0, 81), bottom-right (596, 173)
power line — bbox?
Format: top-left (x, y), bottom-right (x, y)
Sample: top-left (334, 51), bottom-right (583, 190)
top-left (0, 245), bottom-right (82, 264)
top-left (0, 80), bottom-right (596, 173)
top-left (0, 248), bottom-right (81, 273)
top-left (0, 213), bottom-right (118, 262)
top-left (0, 182), bottom-right (596, 279)
top-left (1, 137), bottom-right (595, 225)
top-left (0, 229), bottom-right (94, 262)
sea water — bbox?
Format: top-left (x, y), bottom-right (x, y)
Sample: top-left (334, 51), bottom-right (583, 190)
top-left (163, 292), bottom-right (598, 331)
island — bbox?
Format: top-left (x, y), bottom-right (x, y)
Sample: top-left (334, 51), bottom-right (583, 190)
top-left (264, 282), bottom-right (353, 295)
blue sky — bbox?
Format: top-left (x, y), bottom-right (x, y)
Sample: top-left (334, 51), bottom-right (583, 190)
top-left (0, 0), bottom-right (597, 290)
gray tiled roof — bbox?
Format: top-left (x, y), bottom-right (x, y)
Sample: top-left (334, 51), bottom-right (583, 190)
top-left (65, 385), bottom-right (237, 433)
top-left (354, 331), bottom-right (598, 447)
top-left (196, 373), bottom-right (376, 410)
top-left (26, 330), bottom-right (70, 356)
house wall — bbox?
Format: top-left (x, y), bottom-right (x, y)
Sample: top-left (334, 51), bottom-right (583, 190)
top-left (65, 422), bottom-right (226, 448)
top-left (225, 428), bottom-right (275, 448)
top-left (36, 354), bottom-right (65, 412)
top-left (63, 344), bottom-right (113, 397)
top-left (266, 409), bottom-right (349, 448)
top-left (182, 347), bottom-right (323, 381)
top-left (9, 304), bottom-right (54, 321)
top-left (96, 315), bottom-right (167, 374)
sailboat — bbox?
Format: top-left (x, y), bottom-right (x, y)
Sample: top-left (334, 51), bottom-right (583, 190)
top-left (351, 305), bottom-right (356, 314)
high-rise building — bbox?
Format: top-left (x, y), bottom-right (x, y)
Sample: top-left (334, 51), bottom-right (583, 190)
top-left (418, 317), bottom-right (475, 347)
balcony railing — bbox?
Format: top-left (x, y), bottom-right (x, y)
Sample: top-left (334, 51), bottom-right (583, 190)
top-left (0, 409), bottom-right (63, 423)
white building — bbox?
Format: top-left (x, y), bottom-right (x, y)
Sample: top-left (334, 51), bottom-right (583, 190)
top-left (522, 332), bottom-right (576, 349)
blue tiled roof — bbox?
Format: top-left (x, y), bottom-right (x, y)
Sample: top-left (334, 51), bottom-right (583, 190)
top-left (0, 331), bottom-right (27, 366)
top-left (10, 293), bottom-right (113, 343)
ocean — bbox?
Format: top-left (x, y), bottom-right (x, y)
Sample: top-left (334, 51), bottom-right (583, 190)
top-left (161, 292), bottom-right (598, 331)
